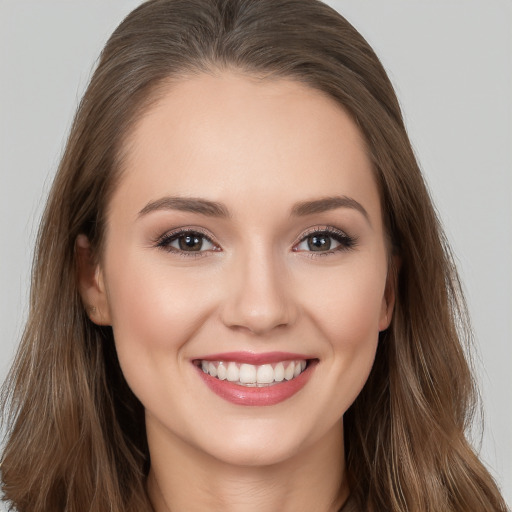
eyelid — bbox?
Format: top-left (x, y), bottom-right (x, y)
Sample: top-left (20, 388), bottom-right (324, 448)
top-left (153, 226), bottom-right (221, 254)
top-left (152, 224), bottom-right (357, 256)
top-left (293, 225), bottom-right (351, 245)
top-left (292, 225), bottom-right (358, 254)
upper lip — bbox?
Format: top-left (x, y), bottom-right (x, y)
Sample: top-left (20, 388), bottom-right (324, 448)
top-left (194, 351), bottom-right (314, 365)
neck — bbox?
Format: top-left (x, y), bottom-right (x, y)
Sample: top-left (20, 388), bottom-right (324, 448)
top-left (146, 418), bottom-right (349, 512)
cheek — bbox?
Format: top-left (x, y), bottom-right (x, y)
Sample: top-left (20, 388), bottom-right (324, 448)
top-left (304, 260), bottom-right (387, 346)
top-left (103, 250), bottom-right (217, 380)
top-left (298, 257), bottom-right (386, 405)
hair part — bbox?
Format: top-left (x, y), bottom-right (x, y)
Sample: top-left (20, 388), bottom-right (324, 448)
top-left (1, 1), bottom-right (508, 511)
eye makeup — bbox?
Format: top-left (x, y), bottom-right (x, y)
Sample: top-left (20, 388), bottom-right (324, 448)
top-left (153, 227), bottom-right (220, 257)
top-left (293, 225), bottom-right (358, 256)
top-left (152, 224), bottom-right (358, 259)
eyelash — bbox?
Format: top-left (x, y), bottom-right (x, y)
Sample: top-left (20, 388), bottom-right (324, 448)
top-left (154, 226), bottom-right (358, 258)
top-left (154, 228), bottom-right (218, 258)
top-left (293, 226), bottom-right (358, 257)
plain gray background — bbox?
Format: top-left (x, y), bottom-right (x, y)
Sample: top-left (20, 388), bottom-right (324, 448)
top-left (1, 0), bottom-right (510, 508)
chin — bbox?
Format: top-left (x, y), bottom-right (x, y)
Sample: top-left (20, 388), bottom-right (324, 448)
top-left (207, 439), bottom-right (301, 468)
top-left (193, 417), bottom-right (319, 468)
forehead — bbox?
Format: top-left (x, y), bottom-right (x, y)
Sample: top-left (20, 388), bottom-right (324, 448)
top-left (112, 72), bottom-right (380, 223)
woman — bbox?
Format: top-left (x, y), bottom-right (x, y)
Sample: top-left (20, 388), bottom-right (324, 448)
top-left (1, 0), bottom-right (508, 511)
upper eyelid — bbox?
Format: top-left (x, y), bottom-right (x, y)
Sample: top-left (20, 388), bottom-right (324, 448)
top-left (295, 225), bottom-right (351, 242)
top-left (153, 228), bottom-right (220, 257)
top-left (154, 226), bottom-right (217, 244)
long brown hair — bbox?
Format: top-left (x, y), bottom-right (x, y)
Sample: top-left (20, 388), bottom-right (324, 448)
top-left (1, 1), bottom-right (508, 511)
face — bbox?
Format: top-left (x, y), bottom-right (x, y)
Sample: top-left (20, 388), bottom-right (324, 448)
top-left (79, 72), bottom-right (393, 467)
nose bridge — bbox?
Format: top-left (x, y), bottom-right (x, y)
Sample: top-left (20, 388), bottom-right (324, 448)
top-left (221, 242), bottom-right (295, 335)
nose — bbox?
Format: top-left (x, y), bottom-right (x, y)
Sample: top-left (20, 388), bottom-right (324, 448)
top-left (219, 247), bottom-right (297, 336)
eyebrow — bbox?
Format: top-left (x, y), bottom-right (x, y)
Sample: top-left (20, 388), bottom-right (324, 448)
top-left (291, 196), bottom-right (370, 224)
top-left (138, 194), bottom-right (370, 224)
top-left (138, 196), bottom-right (230, 218)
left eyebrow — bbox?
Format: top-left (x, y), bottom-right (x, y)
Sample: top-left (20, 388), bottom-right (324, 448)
top-left (291, 196), bottom-right (371, 225)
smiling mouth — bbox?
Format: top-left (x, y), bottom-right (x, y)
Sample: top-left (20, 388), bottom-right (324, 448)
top-left (194, 359), bottom-right (310, 387)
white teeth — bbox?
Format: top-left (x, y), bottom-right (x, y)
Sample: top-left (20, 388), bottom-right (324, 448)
top-left (256, 364), bottom-right (274, 384)
top-left (217, 362), bottom-right (227, 380)
top-left (200, 359), bottom-right (308, 386)
top-left (274, 362), bottom-right (285, 382)
top-left (284, 361), bottom-right (295, 381)
top-left (226, 362), bottom-right (239, 382)
top-left (239, 364), bottom-right (257, 384)
top-left (208, 362), bottom-right (217, 378)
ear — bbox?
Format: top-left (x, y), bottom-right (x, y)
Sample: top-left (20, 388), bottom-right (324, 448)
top-left (378, 254), bottom-right (400, 332)
top-left (76, 234), bottom-right (112, 325)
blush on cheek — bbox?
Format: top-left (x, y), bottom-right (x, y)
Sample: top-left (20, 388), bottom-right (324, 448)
top-left (108, 248), bottom-right (214, 337)
top-left (314, 272), bottom-right (385, 348)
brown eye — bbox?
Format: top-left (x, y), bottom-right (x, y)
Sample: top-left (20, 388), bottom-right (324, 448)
top-left (294, 228), bottom-right (357, 254)
top-left (157, 230), bottom-right (217, 253)
top-left (179, 234), bottom-right (204, 251)
top-left (307, 234), bottom-right (331, 251)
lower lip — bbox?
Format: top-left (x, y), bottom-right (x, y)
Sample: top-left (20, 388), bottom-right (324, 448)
top-left (195, 361), bottom-right (316, 406)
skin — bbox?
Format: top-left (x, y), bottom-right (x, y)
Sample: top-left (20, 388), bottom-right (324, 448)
top-left (78, 71), bottom-right (395, 512)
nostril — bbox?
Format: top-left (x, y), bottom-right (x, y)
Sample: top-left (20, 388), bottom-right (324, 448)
top-left (218, 259), bottom-right (299, 335)
top-left (221, 302), bottom-right (295, 336)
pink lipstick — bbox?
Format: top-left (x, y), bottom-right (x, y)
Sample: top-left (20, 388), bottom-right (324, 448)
top-left (193, 352), bottom-right (317, 406)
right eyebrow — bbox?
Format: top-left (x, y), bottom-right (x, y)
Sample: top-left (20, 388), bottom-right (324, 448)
top-left (138, 196), bottom-right (230, 218)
